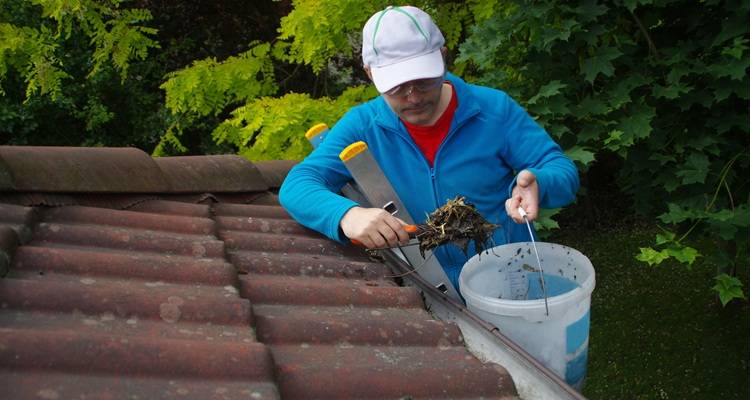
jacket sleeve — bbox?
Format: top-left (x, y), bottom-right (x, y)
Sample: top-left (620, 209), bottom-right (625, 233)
top-left (499, 95), bottom-right (580, 208)
top-left (279, 109), bottom-right (365, 243)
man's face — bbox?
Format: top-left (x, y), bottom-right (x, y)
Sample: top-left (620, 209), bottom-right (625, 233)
top-left (382, 77), bottom-right (445, 126)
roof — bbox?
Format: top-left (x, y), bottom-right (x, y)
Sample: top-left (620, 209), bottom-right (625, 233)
top-left (0, 146), bottom-right (517, 399)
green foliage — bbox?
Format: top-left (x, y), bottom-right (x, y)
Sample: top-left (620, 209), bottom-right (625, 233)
top-left (86, 7), bottom-right (158, 79)
top-left (213, 85), bottom-right (378, 161)
top-left (459, 0), bottom-right (750, 305)
top-left (276, 0), bottom-right (490, 73)
top-left (161, 43), bottom-right (278, 117)
top-left (0, 23), bottom-right (68, 99)
top-left (157, 0), bottom-right (492, 158)
top-left (32, 0), bottom-right (159, 78)
top-left (1, 0), bottom-right (167, 150)
top-left (277, 0), bottom-right (388, 73)
top-left (0, 0), bottom-right (158, 99)
top-left (712, 273), bottom-right (746, 306)
top-left (533, 207), bottom-right (561, 239)
top-left (155, 42), bottom-right (279, 156)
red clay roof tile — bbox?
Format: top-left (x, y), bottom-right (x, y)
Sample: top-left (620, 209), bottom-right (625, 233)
top-left (253, 160), bottom-right (297, 189)
top-left (0, 146), bottom-right (518, 399)
top-left (154, 155), bottom-right (268, 193)
top-left (0, 146), bottom-right (167, 192)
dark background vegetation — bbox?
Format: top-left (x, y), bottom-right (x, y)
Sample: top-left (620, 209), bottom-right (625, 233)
top-left (551, 163), bottom-right (750, 399)
top-left (2, 0), bottom-right (304, 152)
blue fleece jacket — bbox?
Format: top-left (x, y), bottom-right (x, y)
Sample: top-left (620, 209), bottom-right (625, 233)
top-left (279, 74), bottom-right (579, 289)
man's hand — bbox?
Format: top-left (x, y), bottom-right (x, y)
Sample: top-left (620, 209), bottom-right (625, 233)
top-left (505, 170), bottom-right (539, 223)
top-left (340, 206), bottom-right (411, 249)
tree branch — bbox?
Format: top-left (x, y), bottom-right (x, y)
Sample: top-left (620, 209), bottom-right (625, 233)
top-left (630, 11), bottom-right (659, 59)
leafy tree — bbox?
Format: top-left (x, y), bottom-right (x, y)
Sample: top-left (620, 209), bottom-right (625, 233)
top-left (156, 0), bottom-right (493, 159)
top-left (0, 0), bottom-right (158, 98)
top-left (0, 0), bottom-right (163, 148)
top-left (458, 0), bottom-right (749, 305)
top-left (0, 1), bottom-right (291, 151)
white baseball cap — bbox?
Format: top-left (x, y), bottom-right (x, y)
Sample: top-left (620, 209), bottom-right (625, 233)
top-left (362, 6), bottom-right (445, 93)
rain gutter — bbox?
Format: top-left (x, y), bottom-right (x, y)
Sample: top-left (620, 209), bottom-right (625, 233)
top-left (381, 250), bottom-right (588, 400)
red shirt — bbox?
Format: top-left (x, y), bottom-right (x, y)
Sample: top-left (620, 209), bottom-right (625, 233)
top-left (402, 83), bottom-right (458, 166)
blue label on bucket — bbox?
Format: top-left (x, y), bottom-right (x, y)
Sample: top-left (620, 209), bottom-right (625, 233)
top-left (566, 310), bottom-right (590, 354)
top-left (565, 347), bottom-right (588, 386)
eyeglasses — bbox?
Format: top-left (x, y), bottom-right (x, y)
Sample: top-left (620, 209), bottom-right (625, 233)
top-left (384, 76), bottom-right (444, 97)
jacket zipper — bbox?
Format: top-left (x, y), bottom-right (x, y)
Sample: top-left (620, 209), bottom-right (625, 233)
top-left (430, 106), bottom-right (478, 200)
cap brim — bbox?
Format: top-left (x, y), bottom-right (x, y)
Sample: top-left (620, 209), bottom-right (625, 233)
top-left (370, 49), bottom-right (444, 93)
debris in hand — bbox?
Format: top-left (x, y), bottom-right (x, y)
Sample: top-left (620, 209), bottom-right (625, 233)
top-left (414, 196), bottom-right (499, 257)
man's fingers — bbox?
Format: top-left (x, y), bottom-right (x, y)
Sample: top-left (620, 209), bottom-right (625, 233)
top-left (342, 207), bottom-right (423, 249)
top-left (505, 197), bottom-right (523, 223)
top-left (367, 231), bottom-right (387, 249)
top-left (375, 222), bottom-right (400, 247)
top-left (508, 170), bottom-right (540, 223)
top-left (383, 217), bottom-right (411, 245)
top-left (516, 169), bottom-right (536, 188)
top-left (522, 203), bottom-right (539, 221)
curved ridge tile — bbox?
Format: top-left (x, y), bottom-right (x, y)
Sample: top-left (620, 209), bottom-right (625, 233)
top-left (253, 160), bottom-right (296, 189)
top-left (154, 155), bottom-right (268, 193)
top-left (0, 146), bottom-right (168, 193)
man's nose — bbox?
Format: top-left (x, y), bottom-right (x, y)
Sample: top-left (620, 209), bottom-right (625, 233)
top-left (404, 86), bottom-right (422, 102)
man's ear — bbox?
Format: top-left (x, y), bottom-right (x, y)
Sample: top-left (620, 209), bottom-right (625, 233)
top-left (363, 66), bottom-right (373, 81)
top-left (440, 47), bottom-right (449, 65)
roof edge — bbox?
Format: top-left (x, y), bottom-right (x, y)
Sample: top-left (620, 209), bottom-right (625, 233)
top-left (0, 146), bottom-right (282, 194)
top-left (253, 160), bottom-right (297, 190)
top-left (0, 146), bottom-right (168, 193)
top-left (154, 155), bottom-right (269, 193)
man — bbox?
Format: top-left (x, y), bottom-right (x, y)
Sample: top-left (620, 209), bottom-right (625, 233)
top-left (279, 5), bottom-right (579, 289)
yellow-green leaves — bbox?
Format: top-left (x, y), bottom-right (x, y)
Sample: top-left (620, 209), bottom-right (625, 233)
top-left (88, 8), bottom-right (159, 79)
top-left (277, 0), bottom-right (386, 73)
top-left (31, 0), bottom-right (159, 79)
top-left (213, 85), bottom-right (377, 161)
top-left (0, 23), bottom-right (68, 99)
top-left (161, 43), bottom-right (277, 117)
top-left (0, 0), bottom-right (158, 100)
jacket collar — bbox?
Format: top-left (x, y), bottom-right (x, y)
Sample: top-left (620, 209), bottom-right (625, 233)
top-left (373, 72), bottom-right (481, 133)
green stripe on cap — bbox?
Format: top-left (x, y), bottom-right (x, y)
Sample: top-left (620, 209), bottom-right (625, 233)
top-left (371, 8), bottom-right (391, 57)
top-left (371, 6), bottom-right (429, 57)
top-left (392, 6), bottom-right (429, 42)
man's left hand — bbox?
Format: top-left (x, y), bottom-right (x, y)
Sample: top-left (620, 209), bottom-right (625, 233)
top-left (505, 170), bottom-right (539, 223)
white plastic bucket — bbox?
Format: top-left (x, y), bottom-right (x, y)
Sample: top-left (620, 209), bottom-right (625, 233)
top-left (459, 242), bottom-right (595, 390)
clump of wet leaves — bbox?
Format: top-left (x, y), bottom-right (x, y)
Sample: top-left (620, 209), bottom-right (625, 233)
top-left (415, 196), bottom-right (499, 257)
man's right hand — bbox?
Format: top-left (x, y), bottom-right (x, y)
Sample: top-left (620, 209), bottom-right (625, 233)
top-left (340, 206), bottom-right (411, 249)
